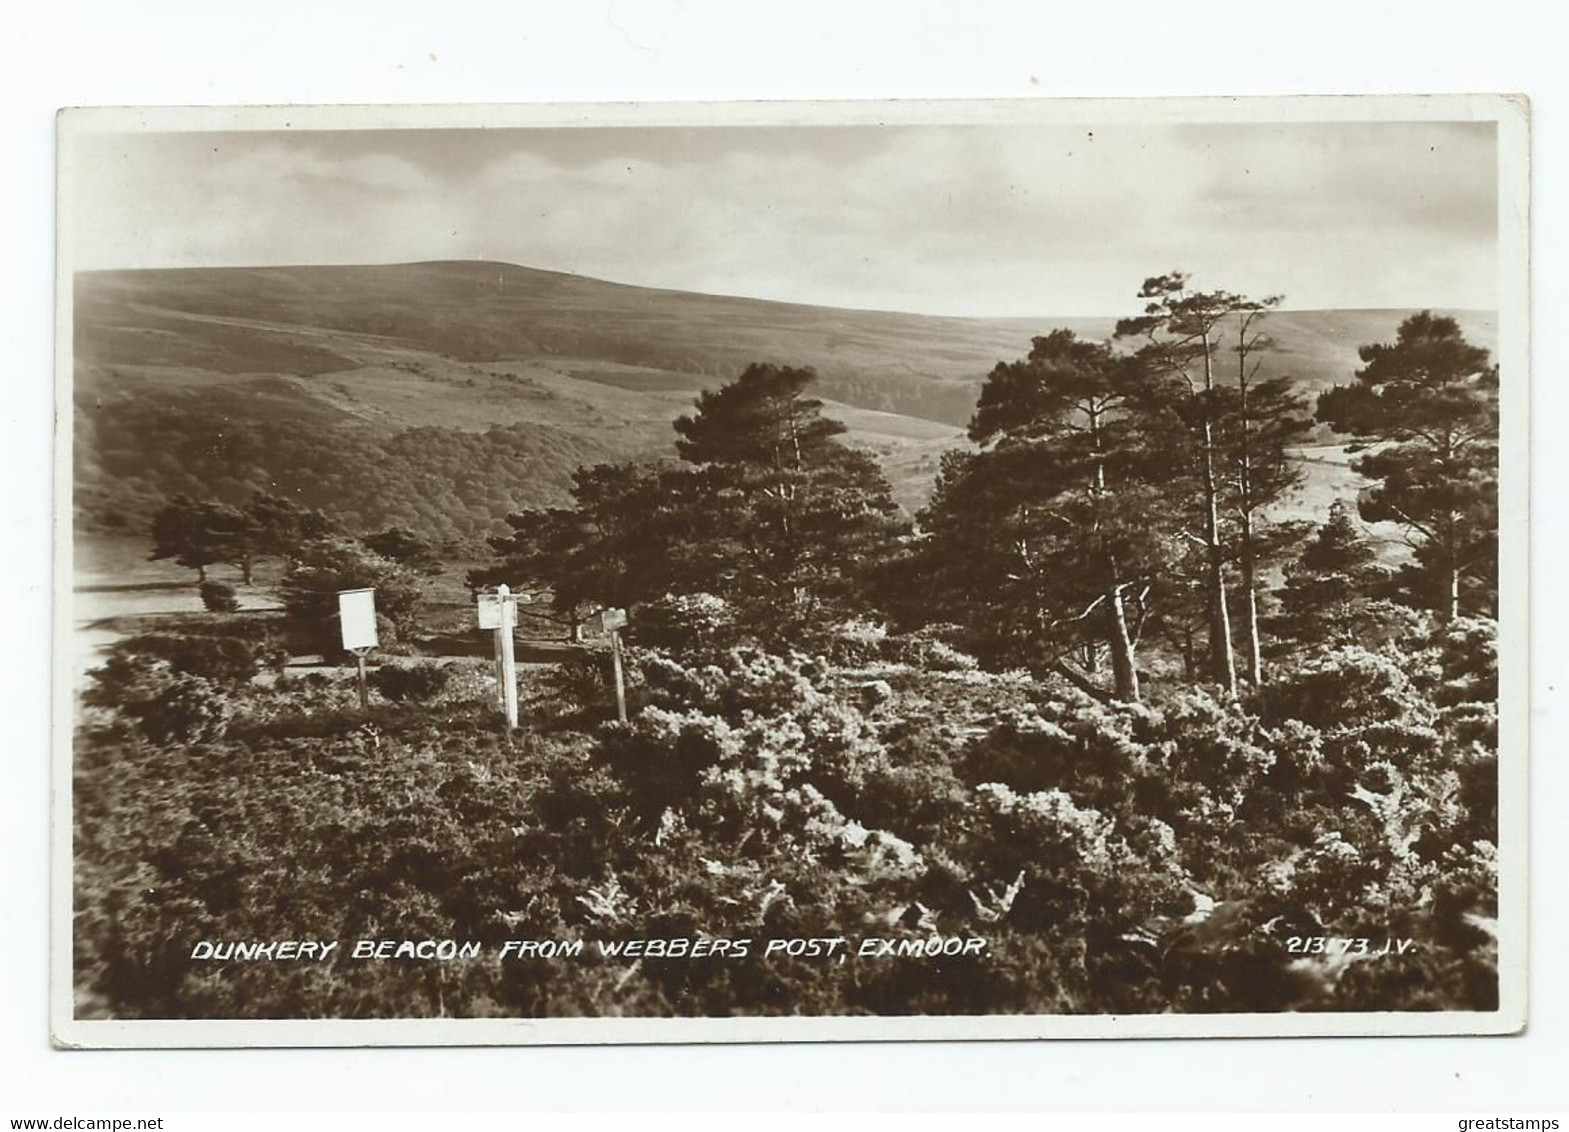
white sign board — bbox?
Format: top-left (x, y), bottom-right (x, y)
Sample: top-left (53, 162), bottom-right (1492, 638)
top-left (597, 607), bottom-right (628, 633)
top-left (476, 592), bottom-right (517, 630)
top-left (337, 588), bottom-right (378, 651)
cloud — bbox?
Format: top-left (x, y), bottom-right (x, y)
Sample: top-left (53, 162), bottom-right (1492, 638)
top-left (66, 120), bottom-right (1498, 316)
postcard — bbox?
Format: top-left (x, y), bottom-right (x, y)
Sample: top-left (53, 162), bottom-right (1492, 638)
top-left (53, 94), bottom-right (1529, 1046)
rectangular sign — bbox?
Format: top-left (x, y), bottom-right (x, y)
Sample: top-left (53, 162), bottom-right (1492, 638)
top-left (476, 592), bottom-right (516, 630)
top-left (337, 588), bottom-right (378, 651)
top-left (597, 607), bottom-right (628, 633)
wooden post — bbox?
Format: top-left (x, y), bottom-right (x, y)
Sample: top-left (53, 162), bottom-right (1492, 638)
top-left (497, 584), bottom-right (518, 730)
top-left (610, 627), bottom-right (627, 724)
top-left (355, 649), bottom-right (370, 712)
top-left (491, 618), bottom-right (506, 712)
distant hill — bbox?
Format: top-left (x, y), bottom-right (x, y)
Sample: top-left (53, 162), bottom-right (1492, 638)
top-left (72, 261), bottom-right (1496, 542)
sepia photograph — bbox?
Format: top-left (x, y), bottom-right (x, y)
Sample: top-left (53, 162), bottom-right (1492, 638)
top-left (52, 95), bottom-right (1529, 1047)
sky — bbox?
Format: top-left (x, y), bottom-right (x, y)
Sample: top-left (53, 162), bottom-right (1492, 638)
top-left (66, 120), bottom-right (1499, 318)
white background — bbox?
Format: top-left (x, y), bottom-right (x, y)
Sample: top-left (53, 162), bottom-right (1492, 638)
top-left (4, 0), bottom-right (1564, 1113)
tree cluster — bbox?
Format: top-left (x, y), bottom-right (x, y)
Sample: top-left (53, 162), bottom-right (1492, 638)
top-left (910, 280), bottom-right (1497, 704)
top-left (149, 491), bottom-right (333, 584)
top-left (473, 363), bottom-right (908, 644)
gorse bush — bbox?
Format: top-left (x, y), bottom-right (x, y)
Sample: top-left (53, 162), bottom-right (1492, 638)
top-left (84, 654), bottom-right (237, 745)
top-left (626, 593), bottom-right (743, 658)
top-left (369, 663), bottom-right (453, 704)
top-left (105, 632), bottom-right (283, 687)
top-left (198, 581), bottom-right (239, 613)
top-left (83, 629), bottom-right (290, 743)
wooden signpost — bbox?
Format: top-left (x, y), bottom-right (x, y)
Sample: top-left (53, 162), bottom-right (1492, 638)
top-left (596, 606), bottom-right (629, 724)
top-left (475, 592), bottom-right (624, 727)
top-left (477, 585), bottom-right (523, 730)
top-left (337, 587), bottom-right (378, 711)
top-left (476, 590), bottom-right (508, 714)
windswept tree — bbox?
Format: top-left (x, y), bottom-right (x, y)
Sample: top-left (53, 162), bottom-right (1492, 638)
top-left (150, 491), bottom-right (333, 585)
top-left (243, 492), bottom-right (334, 567)
top-left (1316, 312), bottom-right (1498, 621)
top-left (364, 525), bottom-right (444, 575)
top-left (921, 331), bottom-right (1174, 701)
top-left (148, 495), bottom-right (246, 583)
top-left (228, 491), bottom-right (336, 583)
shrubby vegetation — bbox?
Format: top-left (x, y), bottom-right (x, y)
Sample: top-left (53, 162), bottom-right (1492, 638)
top-left (74, 287), bottom-right (1501, 1019)
top-left (198, 581), bottom-right (239, 613)
top-left (370, 662), bottom-right (453, 704)
top-left (74, 614), bottom-right (1499, 1018)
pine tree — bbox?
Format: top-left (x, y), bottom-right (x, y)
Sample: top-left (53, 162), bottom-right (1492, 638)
top-left (278, 536), bottom-right (424, 657)
top-left (244, 492), bottom-right (333, 564)
top-left (1271, 500), bottom-right (1391, 646)
top-left (364, 525), bottom-right (444, 574)
top-left (921, 330), bottom-right (1175, 701)
top-left (476, 364), bottom-right (905, 641)
top-left (674, 362), bottom-right (846, 470)
top-left (471, 501), bottom-right (602, 640)
top-left (474, 461), bottom-right (706, 627)
top-left (1316, 312), bottom-right (1498, 621)
top-left (671, 363), bottom-right (905, 632)
top-left (223, 491), bottom-right (336, 584)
